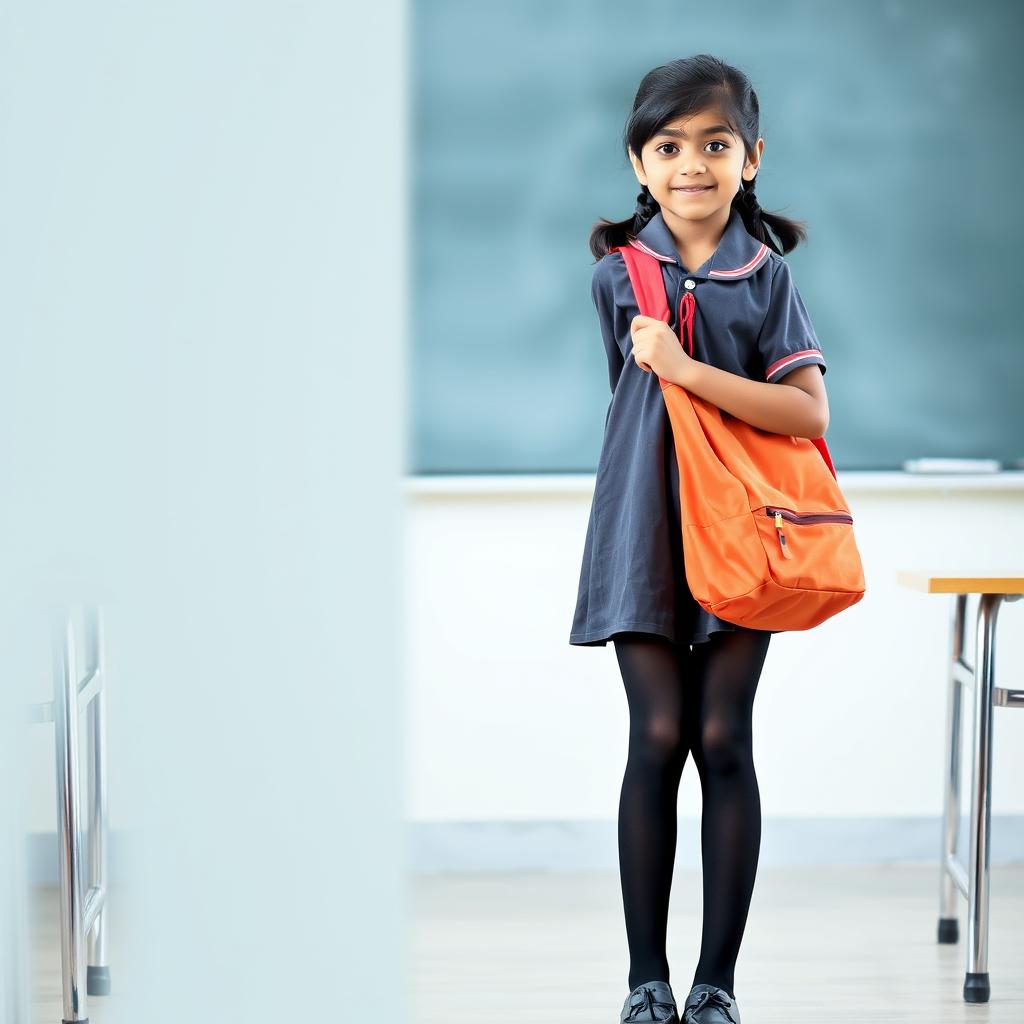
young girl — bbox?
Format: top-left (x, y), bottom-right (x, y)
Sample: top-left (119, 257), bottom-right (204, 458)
top-left (569, 55), bottom-right (829, 1024)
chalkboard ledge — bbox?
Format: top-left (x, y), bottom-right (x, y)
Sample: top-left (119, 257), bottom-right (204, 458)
top-left (405, 471), bottom-right (1024, 497)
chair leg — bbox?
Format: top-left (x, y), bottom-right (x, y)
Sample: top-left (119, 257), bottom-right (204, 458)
top-left (52, 612), bottom-right (88, 1023)
top-left (963, 593), bottom-right (1001, 1003)
top-left (84, 607), bottom-right (110, 997)
top-left (937, 594), bottom-right (966, 944)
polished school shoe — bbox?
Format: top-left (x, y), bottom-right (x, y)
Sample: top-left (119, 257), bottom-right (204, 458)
top-left (681, 983), bottom-right (740, 1024)
top-left (619, 979), bottom-right (681, 1023)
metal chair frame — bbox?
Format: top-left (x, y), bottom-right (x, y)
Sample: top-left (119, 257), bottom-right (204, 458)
top-left (28, 607), bottom-right (111, 1024)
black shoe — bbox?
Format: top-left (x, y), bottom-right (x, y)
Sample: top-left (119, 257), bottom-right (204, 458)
top-left (681, 983), bottom-right (740, 1024)
top-left (619, 979), bottom-right (680, 1023)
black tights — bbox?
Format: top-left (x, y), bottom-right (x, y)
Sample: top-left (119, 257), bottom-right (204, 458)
top-left (613, 628), bottom-right (771, 999)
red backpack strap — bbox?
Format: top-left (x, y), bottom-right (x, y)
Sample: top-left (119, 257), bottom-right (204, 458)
top-left (615, 245), bottom-right (839, 480)
top-left (612, 243), bottom-right (670, 322)
top-left (811, 436), bottom-right (838, 481)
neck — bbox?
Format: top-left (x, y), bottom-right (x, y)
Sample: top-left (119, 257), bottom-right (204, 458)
top-left (660, 203), bottom-right (731, 251)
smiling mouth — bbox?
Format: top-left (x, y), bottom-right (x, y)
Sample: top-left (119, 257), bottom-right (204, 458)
top-left (674, 186), bottom-right (714, 193)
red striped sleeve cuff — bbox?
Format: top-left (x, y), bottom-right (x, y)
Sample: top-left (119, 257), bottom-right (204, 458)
top-left (765, 348), bottom-right (826, 383)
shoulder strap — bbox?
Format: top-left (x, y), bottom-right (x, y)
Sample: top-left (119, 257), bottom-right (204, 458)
top-left (612, 244), bottom-right (839, 481)
top-left (811, 437), bottom-right (837, 480)
top-left (612, 243), bottom-right (670, 322)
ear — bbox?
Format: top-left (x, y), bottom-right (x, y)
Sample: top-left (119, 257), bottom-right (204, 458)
top-left (743, 138), bottom-right (765, 184)
top-left (627, 146), bottom-right (647, 188)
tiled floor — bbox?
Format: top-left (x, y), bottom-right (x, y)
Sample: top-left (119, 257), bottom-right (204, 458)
top-left (28, 864), bottom-right (1024, 1022)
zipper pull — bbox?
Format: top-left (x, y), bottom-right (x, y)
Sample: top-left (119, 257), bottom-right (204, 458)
top-left (774, 511), bottom-right (793, 558)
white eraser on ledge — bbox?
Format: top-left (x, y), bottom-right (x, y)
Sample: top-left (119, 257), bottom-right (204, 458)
top-left (902, 458), bottom-right (1002, 473)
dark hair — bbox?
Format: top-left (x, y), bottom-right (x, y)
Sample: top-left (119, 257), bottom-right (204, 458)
top-left (589, 55), bottom-right (808, 262)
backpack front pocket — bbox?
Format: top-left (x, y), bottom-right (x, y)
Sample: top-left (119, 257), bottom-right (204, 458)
top-left (763, 506), bottom-right (854, 560)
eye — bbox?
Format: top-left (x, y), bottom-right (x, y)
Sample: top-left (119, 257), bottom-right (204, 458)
top-left (655, 141), bottom-right (728, 155)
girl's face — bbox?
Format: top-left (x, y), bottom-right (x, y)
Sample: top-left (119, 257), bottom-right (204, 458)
top-left (628, 108), bottom-right (763, 224)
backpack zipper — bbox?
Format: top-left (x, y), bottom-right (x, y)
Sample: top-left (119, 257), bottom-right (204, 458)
top-left (765, 506), bottom-right (854, 525)
top-left (764, 506), bottom-right (854, 559)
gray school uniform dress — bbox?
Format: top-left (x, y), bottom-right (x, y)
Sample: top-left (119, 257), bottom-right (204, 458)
top-left (570, 205), bottom-right (827, 647)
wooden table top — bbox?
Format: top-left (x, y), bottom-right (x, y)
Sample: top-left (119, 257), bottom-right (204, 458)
top-left (896, 571), bottom-right (1024, 594)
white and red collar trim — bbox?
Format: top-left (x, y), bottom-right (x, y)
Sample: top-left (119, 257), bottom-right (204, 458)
top-left (627, 208), bottom-right (771, 281)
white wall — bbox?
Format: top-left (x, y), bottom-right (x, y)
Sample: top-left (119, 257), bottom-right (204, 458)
top-left (405, 473), bottom-right (1024, 830)
top-left (24, 473), bottom-right (1024, 868)
top-left (7, 2), bottom-right (408, 1016)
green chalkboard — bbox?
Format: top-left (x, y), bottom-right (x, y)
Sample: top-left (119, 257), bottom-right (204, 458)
top-left (412, 0), bottom-right (1024, 473)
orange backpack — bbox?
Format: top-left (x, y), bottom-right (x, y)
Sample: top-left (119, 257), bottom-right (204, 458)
top-left (614, 243), bottom-right (866, 631)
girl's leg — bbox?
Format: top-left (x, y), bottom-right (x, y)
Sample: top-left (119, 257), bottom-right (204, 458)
top-left (613, 631), bottom-right (697, 990)
top-left (686, 627), bottom-right (772, 999)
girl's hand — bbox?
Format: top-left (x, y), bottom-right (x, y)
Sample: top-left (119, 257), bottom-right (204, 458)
top-left (629, 315), bottom-right (696, 386)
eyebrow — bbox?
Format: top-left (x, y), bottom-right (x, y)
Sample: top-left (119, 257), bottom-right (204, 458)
top-left (655, 124), bottom-right (735, 139)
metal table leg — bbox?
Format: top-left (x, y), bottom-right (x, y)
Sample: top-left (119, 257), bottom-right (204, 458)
top-left (936, 590), bottom-right (1023, 1004)
top-left (962, 592), bottom-right (1001, 1003)
top-left (937, 594), bottom-right (966, 947)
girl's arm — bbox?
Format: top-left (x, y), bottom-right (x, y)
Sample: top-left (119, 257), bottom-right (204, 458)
top-left (674, 361), bottom-right (829, 438)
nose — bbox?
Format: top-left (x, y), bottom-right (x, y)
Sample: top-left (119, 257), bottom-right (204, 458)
top-left (680, 151), bottom-right (707, 175)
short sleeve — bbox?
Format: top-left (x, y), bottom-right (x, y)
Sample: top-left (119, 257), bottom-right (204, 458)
top-left (757, 259), bottom-right (827, 383)
top-left (591, 255), bottom-right (626, 394)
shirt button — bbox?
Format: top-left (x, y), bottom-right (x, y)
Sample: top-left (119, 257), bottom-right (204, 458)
top-left (684, 279), bottom-right (696, 290)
